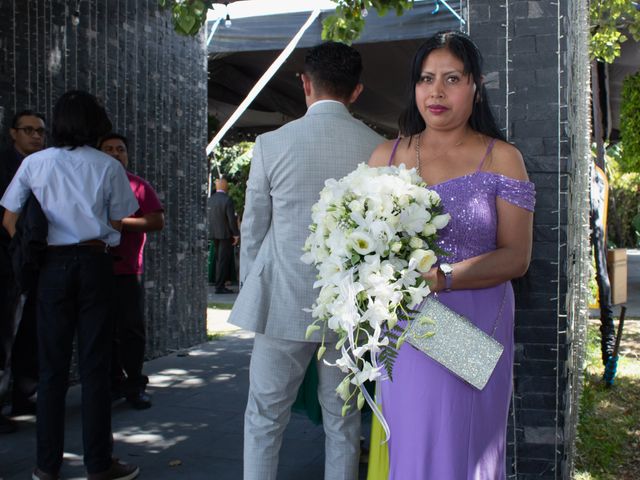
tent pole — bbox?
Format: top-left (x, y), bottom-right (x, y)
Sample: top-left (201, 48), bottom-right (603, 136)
top-left (206, 8), bottom-right (322, 154)
top-left (206, 18), bottom-right (221, 46)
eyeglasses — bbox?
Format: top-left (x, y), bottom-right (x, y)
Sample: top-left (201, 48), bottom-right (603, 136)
top-left (14, 127), bottom-right (46, 136)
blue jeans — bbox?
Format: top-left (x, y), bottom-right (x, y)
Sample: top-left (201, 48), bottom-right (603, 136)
top-left (36, 247), bottom-right (114, 474)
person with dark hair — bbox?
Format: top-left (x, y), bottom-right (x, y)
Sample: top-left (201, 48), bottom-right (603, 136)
top-left (207, 176), bottom-right (239, 294)
top-left (1, 91), bottom-right (140, 480)
top-left (99, 132), bottom-right (164, 411)
top-left (228, 41), bottom-right (384, 480)
top-left (0, 109), bottom-right (46, 433)
top-left (368, 31), bottom-right (535, 479)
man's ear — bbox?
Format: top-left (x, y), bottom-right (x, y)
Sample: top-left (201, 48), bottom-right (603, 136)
top-left (9, 128), bottom-right (17, 143)
top-left (348, 83), bottom-right (364, 105)
top-left (301, 73), bottom-right (313, 97)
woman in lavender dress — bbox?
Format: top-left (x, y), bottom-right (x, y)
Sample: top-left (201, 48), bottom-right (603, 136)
top-left (368, 31), bottom-right (535, 479)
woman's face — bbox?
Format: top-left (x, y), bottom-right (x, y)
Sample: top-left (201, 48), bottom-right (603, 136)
top-left (414, 48), bottom-right (477, 132)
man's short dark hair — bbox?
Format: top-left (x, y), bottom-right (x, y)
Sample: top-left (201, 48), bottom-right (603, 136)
top-left (98, 132), bottom-right (128, 150)
top-left (11, 110), bottom-right (46, 128)
top-left (303, 41), bottom-right (363, 100)
top-left (51, 90), bottom-right (112, 149)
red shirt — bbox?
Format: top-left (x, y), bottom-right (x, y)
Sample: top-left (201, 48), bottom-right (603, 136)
top-left (112, 171), bottom-right (163, 275)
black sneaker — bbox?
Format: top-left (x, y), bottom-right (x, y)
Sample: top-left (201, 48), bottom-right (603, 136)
top-left (126, 391), bottom-right (152, 410)
top-left (87, 458), bottom-right (139, 480)
top-left (31, 467), bottom-right (59, 480)
top-left (215, 287), bottom-right (234, 294)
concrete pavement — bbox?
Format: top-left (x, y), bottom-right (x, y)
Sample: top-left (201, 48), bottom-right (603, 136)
top-left (1, 285), bottom-right (369, 480)
top-left (2, 250), bottom-right (638, 479)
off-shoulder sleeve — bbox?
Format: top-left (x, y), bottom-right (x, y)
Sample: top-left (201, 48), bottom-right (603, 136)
top-left (496, 176), bottom-right (536, 211)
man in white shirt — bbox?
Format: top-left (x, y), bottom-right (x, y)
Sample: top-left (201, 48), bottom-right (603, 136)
top-left (1, 91), bottom-right (140, 480)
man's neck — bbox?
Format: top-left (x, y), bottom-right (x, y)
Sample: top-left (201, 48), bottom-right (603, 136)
top-left (307, 99), bottom-right (345, 110)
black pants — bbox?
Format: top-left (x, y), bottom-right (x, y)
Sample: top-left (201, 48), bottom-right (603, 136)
top-left (111, 274), bottom-right (147, 396)
top-left (213, 237), bottom-right (234, 290)
top-left (11, 290), bottom-right (38, 409)
top-left (0, 272), bottom-right (38, 409)
top-left (0, 268), bottom-right (17, 403)
top-left (36, 248), bottom-right (114, 474)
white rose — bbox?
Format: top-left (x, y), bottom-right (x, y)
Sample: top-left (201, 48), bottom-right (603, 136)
top-left (422, 223), bottom-right (436, 236)
top-left (390, 241), bottom-right (402, 253)
top-left (397, 194), bottom-right (411, 207)
top-left (409, 249), bottom-right (437, 273)
top-left (350, 231), bottom-right (375, 255)
top-left (348, 199), bottom-right (364, 214)
top-left (409, 236), bottom-right (423, 249)
top-left (431, 213), bottom-right (451, 230)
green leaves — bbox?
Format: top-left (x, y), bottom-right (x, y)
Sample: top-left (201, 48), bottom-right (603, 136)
top-left (378, 318), bottom-right (404, 381)
top-left (322, 0), bottom-right (414, 43)
top-left (160, 0), bottom-right (416, 43)
top-left (620, 72), bottom-right (640, 174)
top-left (158, 0), bottom-right (214, 36)
top-left (589, 0), bottom-right (640, 63)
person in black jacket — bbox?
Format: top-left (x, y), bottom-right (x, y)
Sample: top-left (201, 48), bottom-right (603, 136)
top-left (207, 177), bottom-right (240, 294)
top-left (0, 110), bottom-right (46, 433)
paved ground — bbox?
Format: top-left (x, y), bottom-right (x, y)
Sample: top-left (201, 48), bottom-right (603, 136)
top-left (2, 250), bottom-right (638, 479)
top-left (1, 286), bottom-right (370, 480)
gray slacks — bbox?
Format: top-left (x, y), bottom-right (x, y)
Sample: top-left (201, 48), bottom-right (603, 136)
top-left (243, 333), bottom-right (360, 480)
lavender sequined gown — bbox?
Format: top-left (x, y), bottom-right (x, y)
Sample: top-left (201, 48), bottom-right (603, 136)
top-left (380, 160), bottom-right (536, 479)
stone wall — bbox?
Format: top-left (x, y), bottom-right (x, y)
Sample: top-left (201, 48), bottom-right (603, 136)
top-left (470, 1), bottom-right (590, 478)
top-left (0, 0), bottom-right (209, 356)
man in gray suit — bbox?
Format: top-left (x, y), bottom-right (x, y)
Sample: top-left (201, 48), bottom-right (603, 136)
top-left (228, 42), bottom-right (384, 480)
top-left (207, 177), bottom-right (240, 294)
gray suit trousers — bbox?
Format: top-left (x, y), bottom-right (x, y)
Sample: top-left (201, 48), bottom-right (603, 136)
top-left (243, 334), bottom-right (361, 480)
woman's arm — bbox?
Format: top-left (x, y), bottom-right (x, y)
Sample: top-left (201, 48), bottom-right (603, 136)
top-left (424, 141), bottom-right (534, 291)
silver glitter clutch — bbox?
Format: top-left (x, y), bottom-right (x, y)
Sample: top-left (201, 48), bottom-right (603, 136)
top-left (404, 295), bottom-right (504, 390)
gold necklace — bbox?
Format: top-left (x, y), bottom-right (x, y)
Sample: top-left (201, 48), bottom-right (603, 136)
top-left (415, 131), bottom-right (465, 177)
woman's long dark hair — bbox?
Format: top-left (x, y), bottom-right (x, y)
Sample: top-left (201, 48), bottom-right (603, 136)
top-left (399, 30), bottom-right (505, 141)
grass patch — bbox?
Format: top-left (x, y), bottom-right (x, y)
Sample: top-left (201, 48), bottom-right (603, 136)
top-left (574, 322), bottom-right (640, 480)
top-left (207, 332), bottom-right (226, 341)
top-left (208, 302), bottom-right (233, 310)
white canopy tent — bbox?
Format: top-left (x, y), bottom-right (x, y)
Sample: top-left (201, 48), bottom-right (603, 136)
top-left (206, 0), bottom-right (464, 145)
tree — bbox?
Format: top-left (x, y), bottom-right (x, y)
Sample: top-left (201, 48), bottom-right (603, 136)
top-left (619, 72), bottom-right (640, 172)
top-left (159, 0), bottom-right (414, 42)
top-left (589, 0), bottom-right (640, 63)
top-left (321, 0), bottom-right (414, 43)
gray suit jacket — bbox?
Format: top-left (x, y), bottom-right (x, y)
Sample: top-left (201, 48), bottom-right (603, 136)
top-left (228, 101), bottom-right (384, 341)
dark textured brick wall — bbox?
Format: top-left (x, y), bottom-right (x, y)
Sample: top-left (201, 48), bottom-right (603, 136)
top-left (470, 1), bottom-right (587, 479)
top-left (0, 0), bottom-right (208, 356)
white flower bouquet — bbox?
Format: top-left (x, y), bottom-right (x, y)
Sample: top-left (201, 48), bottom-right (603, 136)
top-left (301, 163), bottom-right (450, 419)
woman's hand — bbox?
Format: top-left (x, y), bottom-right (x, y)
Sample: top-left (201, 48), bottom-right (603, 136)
top-left (423, 266), bottom-right (444, 293)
